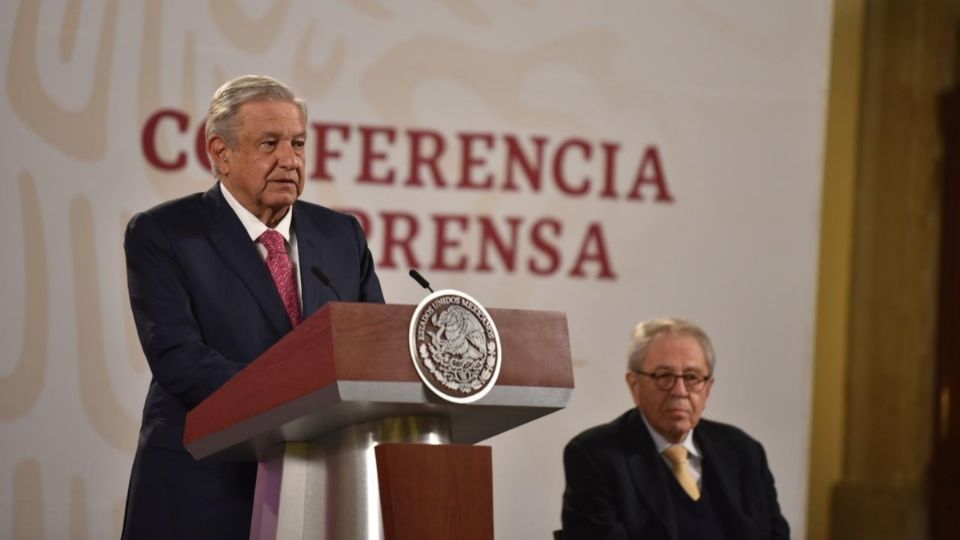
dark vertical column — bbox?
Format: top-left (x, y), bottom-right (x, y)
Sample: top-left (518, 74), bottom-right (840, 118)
top-left (933, 45), bottom-right (960, 540)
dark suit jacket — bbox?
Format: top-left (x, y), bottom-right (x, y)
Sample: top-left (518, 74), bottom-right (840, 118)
top-left (121, 184), bottom-right (383, 539)
top-left (562, 409), bottom-right (790, 540)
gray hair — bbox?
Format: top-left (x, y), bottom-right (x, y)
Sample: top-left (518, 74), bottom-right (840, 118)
top-left (205, 74), bottom-right (307, 149)
top-left (626, 317), bottom-right (716, 374)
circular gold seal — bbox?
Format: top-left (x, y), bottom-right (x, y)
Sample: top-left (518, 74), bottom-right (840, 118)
top-left (408, 289), bottom-right (502, 404)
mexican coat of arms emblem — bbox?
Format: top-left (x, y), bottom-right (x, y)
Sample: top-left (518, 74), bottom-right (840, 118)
top-left (408, 290), bottom-right (502, 403)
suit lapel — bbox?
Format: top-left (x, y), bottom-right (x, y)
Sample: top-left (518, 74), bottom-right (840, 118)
top-left (623, 411), bottom-right (680, 540)
top-left (201, 184), bottom-right (292, 335)
top-left (695, 423), bottom-right (760, 540)
top-left (292, 202), bottom-right (325, 319)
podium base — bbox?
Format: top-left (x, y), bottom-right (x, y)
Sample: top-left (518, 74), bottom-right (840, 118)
top-left (376, 443), bottom-right (494, 540)
top-left (250, 416), bottom-right (451, 540)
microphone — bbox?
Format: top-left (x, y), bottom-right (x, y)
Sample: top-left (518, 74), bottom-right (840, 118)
top-left (408, 269), bottom-right (434, 293)
top-left (311, 266), bottom-right (342, 301)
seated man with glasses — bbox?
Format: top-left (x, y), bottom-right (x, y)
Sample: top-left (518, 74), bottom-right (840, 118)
top-left (561, 318), bottom-right (790, 540)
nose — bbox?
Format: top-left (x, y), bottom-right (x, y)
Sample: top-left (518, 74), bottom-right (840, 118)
top-left (669, 376), bottom-right (691, 396)
top-left (277, 141), bottom-right (301, 170)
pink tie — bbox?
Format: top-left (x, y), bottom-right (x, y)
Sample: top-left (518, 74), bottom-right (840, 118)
top-left (258, 230), bottom-right (301, 327)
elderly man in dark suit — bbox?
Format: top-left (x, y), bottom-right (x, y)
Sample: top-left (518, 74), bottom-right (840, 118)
top-left (121, 75), bottom-right (383, 539)
top-left (561, 318), bottom-right (790, 540)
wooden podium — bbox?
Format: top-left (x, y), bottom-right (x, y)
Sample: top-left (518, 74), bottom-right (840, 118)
top-left (184, 302), bottom-right (573, 540)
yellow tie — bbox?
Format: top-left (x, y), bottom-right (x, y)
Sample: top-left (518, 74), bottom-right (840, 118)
top-left (662, 445), bottom-right (700, 501)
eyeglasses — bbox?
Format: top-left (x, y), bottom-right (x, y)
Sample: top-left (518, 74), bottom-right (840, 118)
top-left (633, 370), bottom-right (711, 391)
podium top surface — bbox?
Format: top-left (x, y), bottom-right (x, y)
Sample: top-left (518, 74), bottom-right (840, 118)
top-left (184, 302), bottom-right (573, 460)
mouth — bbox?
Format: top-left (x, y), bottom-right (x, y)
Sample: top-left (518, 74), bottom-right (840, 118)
top-left (267, 178), bottom-right (300, 189)
top-left (663, 404), bottom-right (690, 415)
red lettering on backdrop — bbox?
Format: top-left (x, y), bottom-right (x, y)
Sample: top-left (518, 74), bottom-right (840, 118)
top-left (405, 129), bottom-right (448, 187)
top-left (380, 211), bottom-right (420, 269)
top-left (569, 222), bottom-right (617, 279)
top-left (136, 109), bottom-right (680, 281)
top-left (503, 135), bottom-right (546, 193)
top-left (341, 211), bottom-right (619, 278)
top-left (528, 218), bottom-right (562, 275)
top-left (552, 139), bottom-right (591, 196)
top-left (627, 146), bottom-right (673, 202)
top-left (311, 123), bottom-right (350, 181)
top-left (430, 214), bottom-right (469, 271)
top-left (600, 142), bottom-right (619, 199)
top-left (141, 109), bottom-right (189, 171)
top-left (457, 132), bottom-right (495, 189)
top-left (476, 216), bottom-right (522, 272)
top-left (140, 111), bottom-right (672, 205)
top-left (357, 126), bottom-right (397, 184)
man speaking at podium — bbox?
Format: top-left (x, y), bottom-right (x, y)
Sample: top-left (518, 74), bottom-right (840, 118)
top-left (121, 75), bottom-right (384, 538)
top-left (561, 318), bottom-right (789, 540)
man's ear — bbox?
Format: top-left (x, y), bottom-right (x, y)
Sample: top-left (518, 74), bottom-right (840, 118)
top-left (625, 371), bottom-right (641, 407)
top-left (208, 136), bottom-right (230, 177)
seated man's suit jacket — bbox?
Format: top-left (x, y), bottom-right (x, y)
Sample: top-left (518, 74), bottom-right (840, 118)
top-left (121, 183), bottom-right (384, 539)
top-left (562, 409), bottom-right (790, 540)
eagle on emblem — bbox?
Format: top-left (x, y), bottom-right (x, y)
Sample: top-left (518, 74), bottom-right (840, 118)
top-left (428, 305), bottom-right (488, 361)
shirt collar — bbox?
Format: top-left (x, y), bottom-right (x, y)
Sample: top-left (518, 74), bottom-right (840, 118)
top-left (220, 181), bottom-right (293, 242)
top-left (639, 410), bottom-right (702, 460)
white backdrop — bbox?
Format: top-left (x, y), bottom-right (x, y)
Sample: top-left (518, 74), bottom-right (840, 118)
top-left (0, 1), bottom-right (832, 538)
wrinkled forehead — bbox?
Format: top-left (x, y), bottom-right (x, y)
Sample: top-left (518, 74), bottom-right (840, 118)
top-left (234, 99), bottom-right (305, 126)
top-left (641, 333), bottom-right (709, 372)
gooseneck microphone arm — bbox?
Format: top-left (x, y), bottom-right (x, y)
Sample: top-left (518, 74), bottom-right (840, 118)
top-left (408, 269), bottom-right (434, 293)
top-left (311, 266), bottom-right (342, 301)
